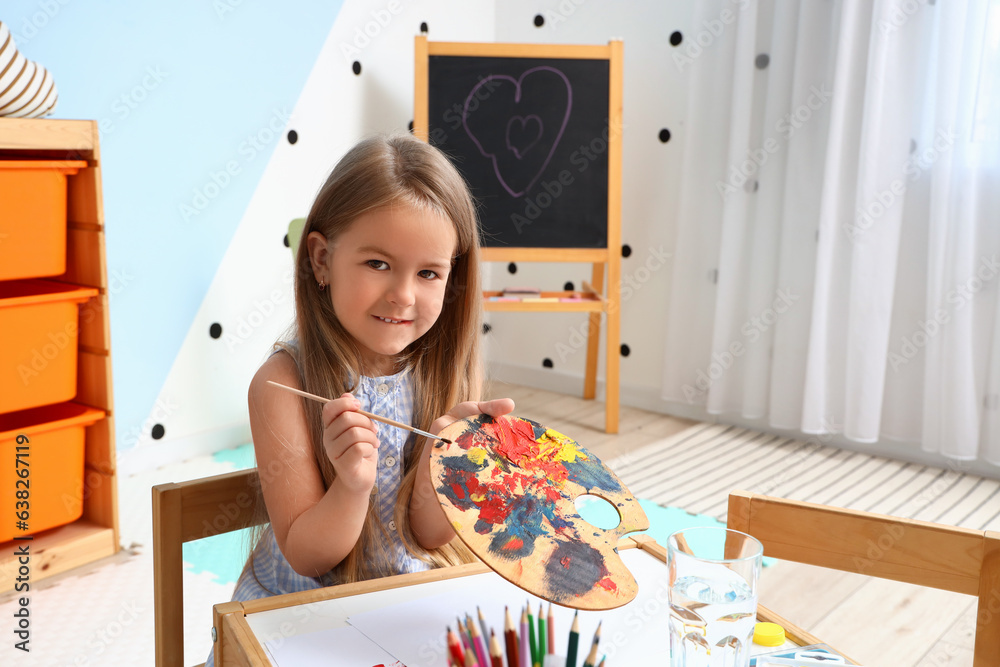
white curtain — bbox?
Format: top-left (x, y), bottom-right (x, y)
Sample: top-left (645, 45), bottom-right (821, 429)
top-left (662, 0), bottom-right (1000, 463)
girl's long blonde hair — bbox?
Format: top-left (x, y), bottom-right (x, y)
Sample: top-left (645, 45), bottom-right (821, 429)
top-left (249, 133), bottom-right (481, 587)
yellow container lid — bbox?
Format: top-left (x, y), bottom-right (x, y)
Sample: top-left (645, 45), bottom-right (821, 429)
top-left (753, 622), bottom-right (785, 647)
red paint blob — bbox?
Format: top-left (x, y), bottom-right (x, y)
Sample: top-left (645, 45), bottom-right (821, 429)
top-left (503, 537), bottom-right (524, 551)
top-left (596, 576), bottom-right (618, 592)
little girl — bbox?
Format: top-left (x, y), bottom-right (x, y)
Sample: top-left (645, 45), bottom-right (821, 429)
top-left (205, 133), bottom-right (513, 665)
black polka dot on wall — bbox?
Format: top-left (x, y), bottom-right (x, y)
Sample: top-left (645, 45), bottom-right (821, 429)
top-left (670, 31), bottom-right (683, 46)
top-left (408, 120), bottom-right (414, 133)
top-left (622, 244), bottom-right (632, 258)
top-left (542, 358), bottom-right (554, 368)
top-left (420, 21), bottom-right (428, 33)
top-left (755, 54), bottom-right (770, 69)
top-left (507, 262), bottom-right (517, 274)
top-left (209, 322), bottom-right (222, 339)
top-left (534, 14), bottom-right (545, 27)
top-left (287, 129), bottom-right (298, 145)
top-left (483, 323), bottom-right (492, 334)
top-left (352, 61), bottom-right (362, 75)
top-left (151, 424), bottom-right (165, 440)
top-left (283, 234), bottom-right (289, 248)
top-left (745, 180), bottom-right (759, 193)
top-left (564, 281), bottom-right (575, 291)
top-left (910, 139), bottom-right (918, 153)
top-left (620, 344), bottom-right (631, 357)
top-left (659, 128), bottom-right (671, 143)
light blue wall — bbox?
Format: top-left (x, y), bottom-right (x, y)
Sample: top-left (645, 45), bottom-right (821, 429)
top-left (4, 0), bottom-right (343, 450)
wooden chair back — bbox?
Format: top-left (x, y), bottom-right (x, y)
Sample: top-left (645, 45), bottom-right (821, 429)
top-left (153, 469), bottom-right (262, 667)
top-left (727, 490), bottom-right (1000, 667)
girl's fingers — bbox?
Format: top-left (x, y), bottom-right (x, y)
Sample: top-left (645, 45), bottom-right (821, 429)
top-left (321, 395), bottom-right (379, 465)
top-left (477, 397), bottom-right (516, 417)
top-left (430, 398), bottom-right (516, 434)
top-left (337, 439), bottom-right (378, 462)
top-left (326, 409), bottom-right (377, 443)
top-left (326, 422), bottom-right (379, 460)
top-left (321, 393), bottom-right (363, 428)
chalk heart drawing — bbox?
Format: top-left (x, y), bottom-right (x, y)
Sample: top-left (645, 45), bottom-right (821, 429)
top-left (506, 115), bottom-right (543, 159)
top-left (430, 414), bottom-right (649, 610)
top-left (462, 66), bottom-right (573, 198)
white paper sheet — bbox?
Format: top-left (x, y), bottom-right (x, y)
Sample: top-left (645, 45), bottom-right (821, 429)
top-left (346, 549), bottom-right (671, 666)
top-left (263, 624), bottom-right (403, 667)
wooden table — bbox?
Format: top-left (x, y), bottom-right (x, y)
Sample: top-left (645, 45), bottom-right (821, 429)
top-left (212, 535), bottom-right (838, 666)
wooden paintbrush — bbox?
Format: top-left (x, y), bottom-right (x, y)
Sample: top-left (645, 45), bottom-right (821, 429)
top-left (265, 380), bottom-right (452, 443)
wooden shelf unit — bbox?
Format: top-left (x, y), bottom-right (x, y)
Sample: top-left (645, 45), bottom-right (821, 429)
top-left (0, 118), bottom-right (119, 588)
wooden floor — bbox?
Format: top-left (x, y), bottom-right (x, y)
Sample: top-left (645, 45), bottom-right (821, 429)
top-left (489, 380), bottom-right (981, 667)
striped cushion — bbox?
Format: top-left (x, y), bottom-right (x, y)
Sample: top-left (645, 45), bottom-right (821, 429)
top-left (0, 21), bottom-right (58, 118)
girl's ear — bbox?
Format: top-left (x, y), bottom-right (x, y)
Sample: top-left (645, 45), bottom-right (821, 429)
top-left (306, 231), bottom-right (332, 282)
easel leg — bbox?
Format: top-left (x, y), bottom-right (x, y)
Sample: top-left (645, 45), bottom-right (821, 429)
top-left (605, 277), bottom-right (620, 434)
top-left (584, 263), bottom-right (605, 400)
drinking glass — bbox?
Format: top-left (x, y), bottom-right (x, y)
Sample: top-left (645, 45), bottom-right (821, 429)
top-left (667, 527), bottom-right (763, 667)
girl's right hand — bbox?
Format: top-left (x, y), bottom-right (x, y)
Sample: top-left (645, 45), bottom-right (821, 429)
top-left (321, 393), bottom-right (379, 493)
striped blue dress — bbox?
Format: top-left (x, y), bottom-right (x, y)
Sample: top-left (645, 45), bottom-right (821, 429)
top-left (204, 368), bottom-right (430, 666)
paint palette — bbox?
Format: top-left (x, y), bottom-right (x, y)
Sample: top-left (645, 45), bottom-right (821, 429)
top-left (430, 414), bottom-right (649, 610)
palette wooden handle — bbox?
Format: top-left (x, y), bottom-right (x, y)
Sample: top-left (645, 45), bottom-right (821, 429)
top-left (430, 414), bottom-right (649, 610)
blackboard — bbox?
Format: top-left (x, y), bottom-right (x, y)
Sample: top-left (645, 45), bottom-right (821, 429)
top-left (426, 55), bottom-right (610, 249)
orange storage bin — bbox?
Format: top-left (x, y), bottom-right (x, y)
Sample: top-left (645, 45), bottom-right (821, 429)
top-left (0, 402), bottom-right (104, 541)
top-left (0, 280), bottom-right (99, 412)
top-left (0, 160), bottom-right (87, 281)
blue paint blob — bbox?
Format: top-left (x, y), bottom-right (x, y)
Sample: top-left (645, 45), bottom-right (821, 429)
top-left (565, 458), bottom-right (624, 494)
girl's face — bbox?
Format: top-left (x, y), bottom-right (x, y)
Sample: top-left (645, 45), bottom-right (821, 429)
top-left (324, 203), bottom-right (458, 376)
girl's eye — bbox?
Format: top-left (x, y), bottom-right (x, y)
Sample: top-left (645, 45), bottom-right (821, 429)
top-left (367, 260), bottom-right (388, 270)
top-left (419, 269), bottom-right (439, 280)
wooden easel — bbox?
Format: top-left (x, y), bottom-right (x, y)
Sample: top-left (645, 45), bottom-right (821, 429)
top-left (413, 37), bottom-right (623, 433)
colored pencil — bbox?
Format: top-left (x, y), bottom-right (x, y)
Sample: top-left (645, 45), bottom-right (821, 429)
top-left (527, 602), bottom-right (538, 667)
top-left (582, 622), bottom-right (601, 667)
top-left (465, 646), bottom-right (481, 667)
top-left (468, 612), bottom-right (489, 667)
top-left (447, 626), bottom-right (466, 667)
top-left (546, 603), bottom-right (554, 654)
top-left (265, 380), bottom-right (451, 443)
top-left (504, 606), bottom-right (520, 667)
top-left (537, 603), bottom-right (546, 658)
top-left (597, 658), bottom-right (606, 667)
top-left (490, 629), bottom-right (504, 667)
top-left (519, 606), bottom-right (530, 667)
top-left (458, 617), bottom-right (472, 651)
top-left (565, 610), bottom-right (580, 667)
top-left (478, 606), bottom-right (491, 644)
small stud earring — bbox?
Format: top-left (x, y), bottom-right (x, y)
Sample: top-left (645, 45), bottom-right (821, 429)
top-left (318, 279), bottom-right (326, 291)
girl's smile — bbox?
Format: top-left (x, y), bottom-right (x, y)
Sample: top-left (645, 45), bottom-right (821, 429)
top-left (320, 202), bottom-right (457, 375)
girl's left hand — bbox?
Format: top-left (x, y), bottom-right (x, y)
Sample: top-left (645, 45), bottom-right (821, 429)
top-left (429, 398), bottom-right (516, 437)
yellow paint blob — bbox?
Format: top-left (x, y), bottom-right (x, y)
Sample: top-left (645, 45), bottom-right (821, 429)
top-left (537, 428), bottom-right (588, 463)
top-left (467, 447), bottom-right (488, 465)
